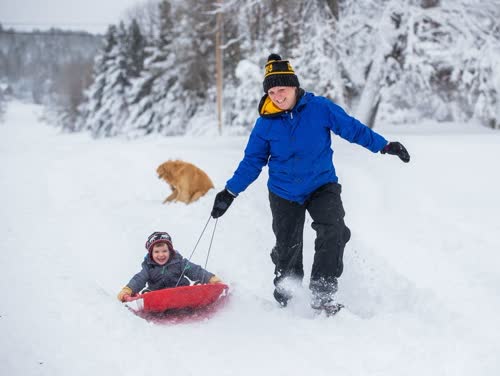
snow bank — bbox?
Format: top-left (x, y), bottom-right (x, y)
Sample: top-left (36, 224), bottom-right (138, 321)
top-left (1, 101), bottom-right (499, 376)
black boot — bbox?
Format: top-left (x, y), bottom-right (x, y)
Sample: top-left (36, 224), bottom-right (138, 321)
top-left (272, 269), bottom-right (297, 307)
top-left (273, 288), bottom-right (291, 307)
top-left (310, 278), bottom-right (343, 316)
top-left (311, 293), bottom-right (343, 316)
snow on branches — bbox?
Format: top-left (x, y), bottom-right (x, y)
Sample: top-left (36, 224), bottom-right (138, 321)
top-left (73, 0), bottom-right (499, 136)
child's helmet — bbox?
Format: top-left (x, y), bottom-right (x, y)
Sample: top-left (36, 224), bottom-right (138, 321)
top-left (145, 231), bottom-right (173, 253)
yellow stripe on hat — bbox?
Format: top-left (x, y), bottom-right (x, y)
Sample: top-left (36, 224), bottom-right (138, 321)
top-left (265, 61), bottom-right (295, 77)
top-left (264, 71), bottom-right (297, 78)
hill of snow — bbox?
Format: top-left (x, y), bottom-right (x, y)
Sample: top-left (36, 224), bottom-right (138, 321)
top-left (1, 101), bottom-right (499, 375)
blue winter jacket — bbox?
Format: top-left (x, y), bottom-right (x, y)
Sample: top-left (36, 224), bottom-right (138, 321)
top-left (226, 91), bottom-right (388, 204)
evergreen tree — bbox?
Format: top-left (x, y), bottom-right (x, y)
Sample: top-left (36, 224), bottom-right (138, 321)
top-left (127, 19), bottom-right (146, 78)
top-left (123, 0), bottom-right (178, 136)
top-left (78, 25), bottom-right (118, 135)
top-left (97, 21), bottom-right (131, 137)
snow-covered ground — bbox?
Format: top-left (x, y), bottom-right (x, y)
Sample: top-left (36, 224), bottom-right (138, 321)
top-left (1, 101), bottom-right (499, 376)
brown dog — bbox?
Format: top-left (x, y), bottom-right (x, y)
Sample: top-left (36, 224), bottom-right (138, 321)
top-left (156, 160), bottom-right (214, 204)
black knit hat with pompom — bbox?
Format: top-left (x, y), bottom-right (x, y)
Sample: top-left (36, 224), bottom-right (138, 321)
top-left (262, 53), bottom-right (300, 93)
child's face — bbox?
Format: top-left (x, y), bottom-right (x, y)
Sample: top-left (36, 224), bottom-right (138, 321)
top-left (151, 242), bottom-right (170, 265)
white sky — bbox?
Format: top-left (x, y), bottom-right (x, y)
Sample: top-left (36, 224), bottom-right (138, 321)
top-left (0, 0), bottom-right (149, 34)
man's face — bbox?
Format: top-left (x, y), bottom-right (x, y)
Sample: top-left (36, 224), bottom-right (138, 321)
top-left (268, 86), bottom-right (297, 110)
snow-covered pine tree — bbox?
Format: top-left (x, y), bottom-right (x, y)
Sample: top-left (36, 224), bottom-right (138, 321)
top-left (81, 22), bottom-right (137, 137)
top-left (167, 0), bottom-right (218, 133)
top-left (125, 0), bottom-right (219, 136)
top-left (77, 25), bottom-right (118, 134)
top-left (127, 19), bottom-right (146, 79)
top-left (97, 21), bottom-right (132, 137)
top-left (123, 0), bottom-right (178, 136)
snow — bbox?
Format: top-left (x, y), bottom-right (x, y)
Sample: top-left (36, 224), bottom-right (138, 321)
top-left (1, 100), bottom-right (500, 375)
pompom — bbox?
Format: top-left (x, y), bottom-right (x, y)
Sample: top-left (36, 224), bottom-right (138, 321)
top-left (267, 53), bottom-right (282, 62)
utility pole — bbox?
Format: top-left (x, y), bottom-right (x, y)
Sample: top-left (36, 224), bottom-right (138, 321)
top-left (215, 0), bottom-right (223, 135)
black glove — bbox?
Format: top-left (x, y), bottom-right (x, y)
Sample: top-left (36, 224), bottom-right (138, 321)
top-left (381, 142), bottom-right (410, 163)
top-left (211, 189), bottom-right (235, 218)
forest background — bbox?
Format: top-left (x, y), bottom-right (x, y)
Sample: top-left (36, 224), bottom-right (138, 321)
top-left (1, 0), bottom-right (499, 136)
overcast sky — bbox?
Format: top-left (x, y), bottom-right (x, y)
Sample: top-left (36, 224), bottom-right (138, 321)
top-left (0, 0), bottom-right (148, 34)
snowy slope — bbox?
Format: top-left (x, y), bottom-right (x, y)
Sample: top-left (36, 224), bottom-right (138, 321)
top-left (1, 101), bottom-right (499, 376)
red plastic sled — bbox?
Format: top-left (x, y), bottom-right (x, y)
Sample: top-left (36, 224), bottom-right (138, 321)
top-left (125, 284), bottom-right (229, 323)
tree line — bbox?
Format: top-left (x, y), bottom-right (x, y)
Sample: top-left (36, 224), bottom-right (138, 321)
top-left (1, 0), bottom-right (499, 134)
top-left (0, 25), bottom-right (101, 118)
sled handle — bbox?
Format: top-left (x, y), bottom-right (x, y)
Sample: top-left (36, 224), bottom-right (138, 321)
top-left (123, 294), bottom-right (143, 302)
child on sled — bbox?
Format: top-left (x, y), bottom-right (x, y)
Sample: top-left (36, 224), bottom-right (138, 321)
top-left (117, 231), bottom-right (222, 302)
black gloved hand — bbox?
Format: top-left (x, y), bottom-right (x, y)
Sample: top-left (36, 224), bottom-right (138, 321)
top-left (381, 142), bottom-right (410, 163)
top-left (211, 189), bottom-right (235, 218)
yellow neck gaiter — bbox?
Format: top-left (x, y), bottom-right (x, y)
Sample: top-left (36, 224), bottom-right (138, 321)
top-left (260, 96), bottom-right (284, 116)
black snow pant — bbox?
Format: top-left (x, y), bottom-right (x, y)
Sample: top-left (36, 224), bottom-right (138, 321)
top-left (269, 182), bottom-right (351, 301)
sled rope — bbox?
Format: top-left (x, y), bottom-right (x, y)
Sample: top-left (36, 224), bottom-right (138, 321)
top-left (175, 215), bottom-right (217, 287)
top-left (203, 217), bottom-right (218, 269)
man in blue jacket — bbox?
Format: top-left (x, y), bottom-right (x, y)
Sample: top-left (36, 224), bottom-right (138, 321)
top-left (211, 54), bottom-right (410, 315)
